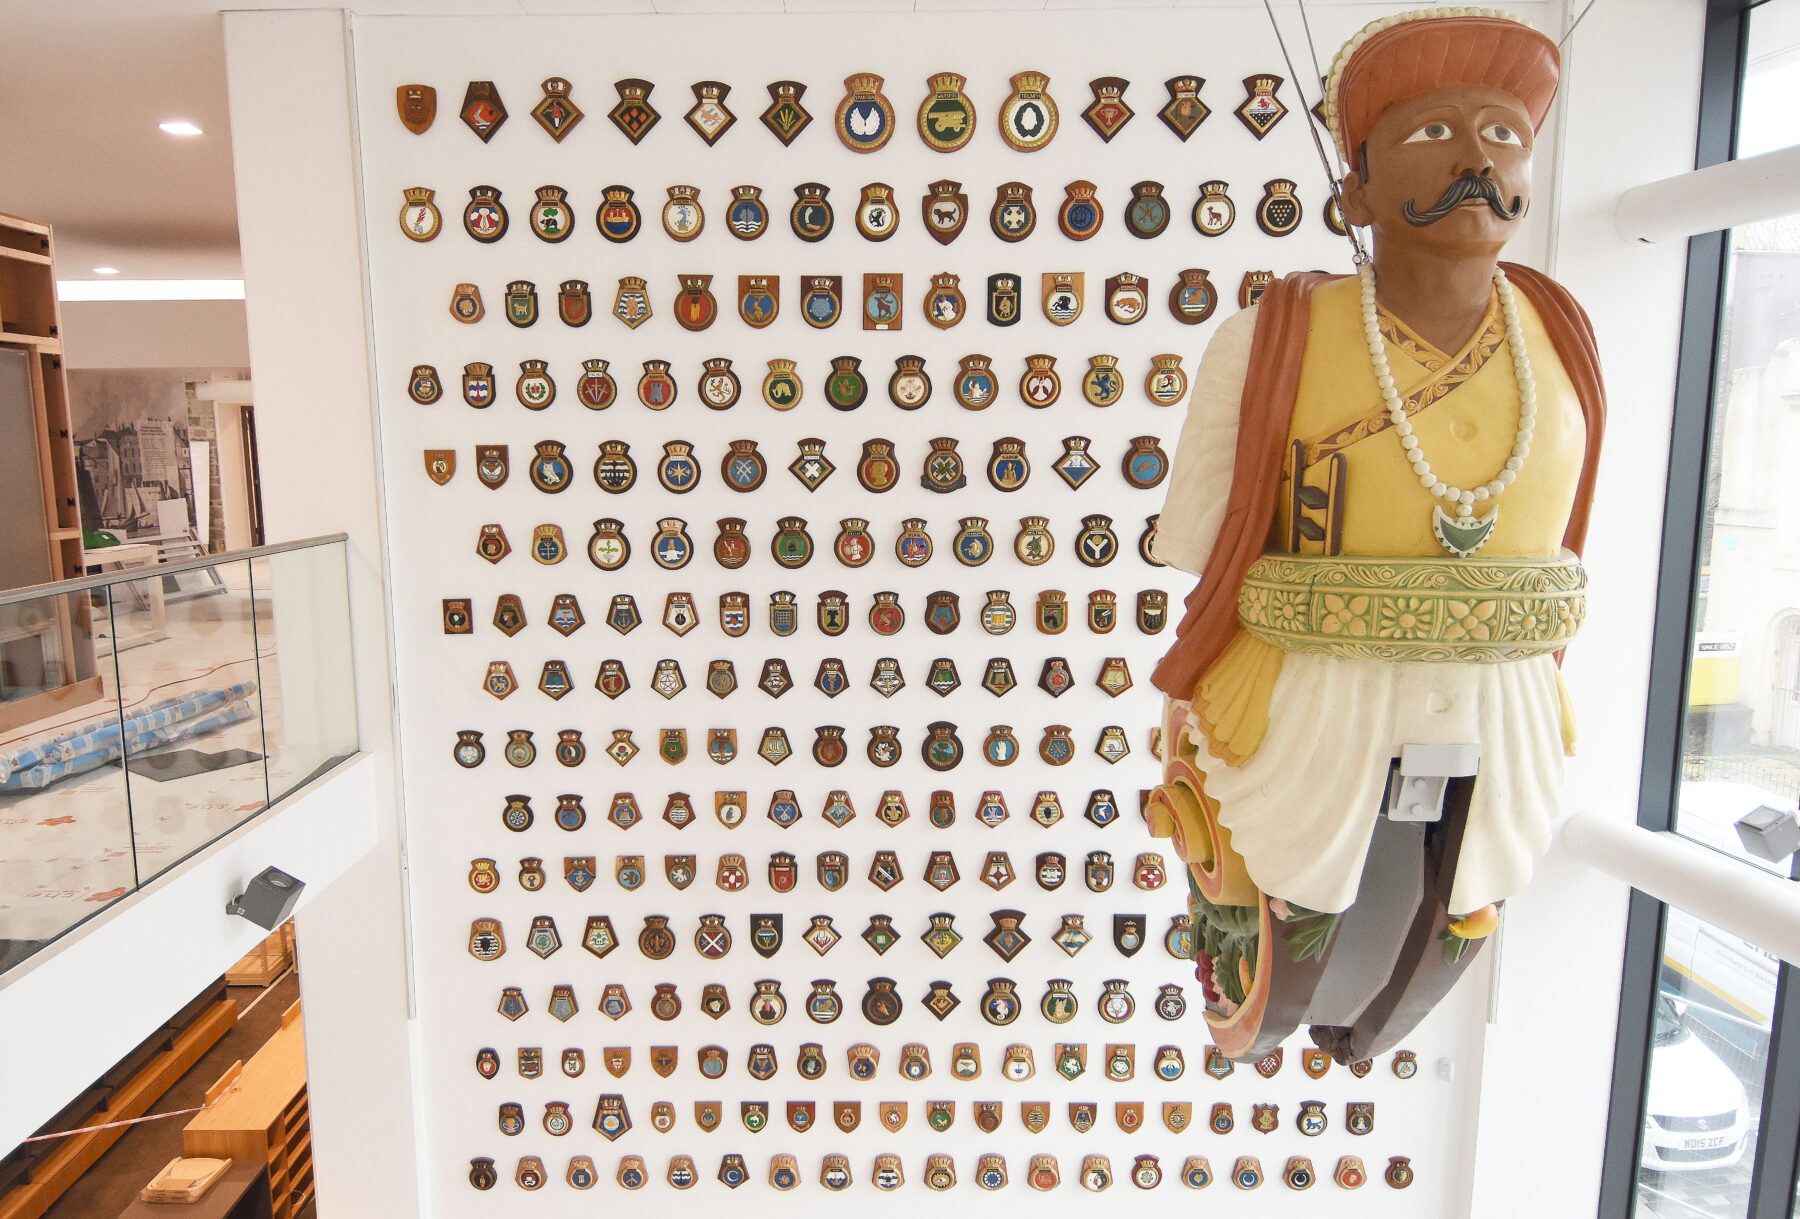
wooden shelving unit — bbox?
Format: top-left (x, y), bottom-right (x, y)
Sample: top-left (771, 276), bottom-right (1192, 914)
top-left (183, 1002), bottom-right (312, 1219)
top-left (0, 211), bottom-right (100, 734)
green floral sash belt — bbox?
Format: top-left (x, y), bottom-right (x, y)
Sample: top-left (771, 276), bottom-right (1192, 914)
top-left (1236, 549), bottom-right (1586, 662)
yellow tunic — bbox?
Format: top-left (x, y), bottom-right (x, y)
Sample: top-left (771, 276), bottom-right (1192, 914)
top-left (1158, 274), bottom-right (1587, 914)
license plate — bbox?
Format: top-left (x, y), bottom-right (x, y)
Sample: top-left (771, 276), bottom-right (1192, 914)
top-left (1683, 1135), bottom-right (1730, 1150)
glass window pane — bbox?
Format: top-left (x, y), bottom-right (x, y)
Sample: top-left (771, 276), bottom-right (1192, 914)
top-left (1677, 0), bottom-right (1800, 853)
top-left (1636, 910), bottom-right (1774, 1215)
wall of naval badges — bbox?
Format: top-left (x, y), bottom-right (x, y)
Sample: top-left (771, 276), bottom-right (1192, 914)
top-left (354, 10), bottom-right (1501, 1214)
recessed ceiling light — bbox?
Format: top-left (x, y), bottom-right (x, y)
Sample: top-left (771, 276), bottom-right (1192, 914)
top-left (158, 120), bottom-right (204, 136)
top-left (91, 266), bottom-right (119, 275)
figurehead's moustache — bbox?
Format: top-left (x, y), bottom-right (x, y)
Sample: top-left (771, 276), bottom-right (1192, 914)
top-left (1403, 173), bottom-right (1522, 226)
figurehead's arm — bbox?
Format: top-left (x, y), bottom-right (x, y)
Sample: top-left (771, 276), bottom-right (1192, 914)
top-left (1150, 304), bottom-right (1260, 576)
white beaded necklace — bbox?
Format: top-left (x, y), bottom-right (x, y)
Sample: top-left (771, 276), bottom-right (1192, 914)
top-left (1359, 260), bottom-right (1535, 558)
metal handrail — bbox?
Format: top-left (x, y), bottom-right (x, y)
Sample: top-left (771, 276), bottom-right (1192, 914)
top-left (0, 533), bottom-right (350, 605)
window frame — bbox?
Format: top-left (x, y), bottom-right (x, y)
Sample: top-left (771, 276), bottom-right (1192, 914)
top-left (1600, 2), bottom-right (1800, 1216)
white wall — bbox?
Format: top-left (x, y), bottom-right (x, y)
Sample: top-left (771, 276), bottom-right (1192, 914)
top-left (0, 756), bottom-right (379, 1154)
top-left (1469, 1), bottom-right (1709, 1214)
top-left (223, 10), bottom-right (427, 1218)
top-left (208, 4), bottom-right (1708, 1217)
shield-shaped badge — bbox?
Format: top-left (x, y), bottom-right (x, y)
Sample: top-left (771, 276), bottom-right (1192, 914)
top-left (1058, 179), bottom-right (1103, 239)
top-left (397, 84), bottom-right (435, 133)
top-left (921, 179), bottom-right (969, 244)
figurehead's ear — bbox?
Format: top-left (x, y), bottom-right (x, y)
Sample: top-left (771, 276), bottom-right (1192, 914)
top-left (1340, 170), bottom-right (1373, 229)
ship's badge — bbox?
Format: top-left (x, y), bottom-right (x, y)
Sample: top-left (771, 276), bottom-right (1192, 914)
top-left (861, 277), bottom-right (901, 332)
top-left (985, 910), bottom-right (1031, 962)
top-left (586, 518), bottom-right (629, 570)
top-left (856, 182), bottom-right (899, 240)
top-left (800, 275), bottom-right (842, 329)
top-left (981, 589), bottom-right (1016, 634)
top-left (504, 280), bottom-right (538, 327)
top-left (817, 850), bottom-right (849, 891)
top-left (758, 726), bottom-right (792, 764)
top-left (528, 440), bottom-right (570, 493)
top-left (1077, 514), bottom-right (1119, 565)
top-left (460, 80), bottom-right (507, 141)
top-left (1000, 71), bottom-right (1058, 151)
top-left (921, 179), bottom-right (969, 244)
top-left (1193, 179), bottom-right (1236, 235)
top-left (1072, 357), bottom-right (1118, 411)
top-left (684, 80), bottom-right (736, 145)
top-left (638, 359), bottom-right (676, 409)
top-left (1016, 518), bottom-right (1054, 566)
top-left (662, 184), bottom-right (704, 241)
top-left (613, 275), bottom-right (651, 328)
top-left (608, 77), bottom-right (659, 142)
top-left (423, 449), bottom-right (453, 486)
top-left (985, 272), bottom-right (1021, 326)
top-left (791, 182), bottom-right (834, 241)
top-left (529, 185), bottom-right (573, 242)
top-left (767, 590), bottom-right (798, 635)
top-left (1041, 272), bottom-right (1083, 326)
top-left (556, 279), bottom-right (591, 328)
top-left (1386, 1157), bottom-right (1415, 1190)
top-left (1083, 76), bottom-right (1133, 140)
top-left (761, 80), bottom-right (812, 144)
top-left (924, 272), bottom-right (965, 329)
top-left (922, 436), bottom-right (966, 492)
top-left (397, 84), bottom-right (434, 134)
top-left (836, 73), bottom-right (895, 151)
top-left (399, 188), bottom-right (440, 242)
top-left (990, 182), bottom-right (1036, 241)
top-left (514, 359), bottom-right (553, 408)
top-left (596, 185), bottom-right (640, 243)
top-left (987, 437), bottom-right (1029, 490)
top-left (1058, 180), bottom-right (1103, 240)
top-left (1235, 74), bottom-right (1287, 139)
top-left (1018, 356), bottom-right (1061, 410)
top-left (449, 283), bottom-right (484, 324)
top-left (675, 273), bottom-right (717, 331)
top-left (694, 356), bottom-right (738, 408)
top-left (1123, 435), bottom-right (1170, 488)
top-left (1335, 1156), bottom-right (1367, 1189)
top-left (917, 72), bottom-right (976, 150)
top-left (726, 184), bottom-right (767, 240)
top-left (476, 524), bottom-right (510, 565)
top-left (1104, 272), bottom-right (1147, 324)
top-left (1347, 1101), bottom-right (1374, 1134)
top-left (737, 275), bottom-right (778, 329)
top-left (463, 185), bottom-right (507, 242)
top-left (1160, 75), bottom-right (1210, 138)
top-left (530, 76), bottom-right (582, 141)
top-left (1240, 270), bottom-right (1275, 308)
top-left (1170, 267), bottom-right (1218, 324)
top-left (1256, 178), bottom-right (1302, 236)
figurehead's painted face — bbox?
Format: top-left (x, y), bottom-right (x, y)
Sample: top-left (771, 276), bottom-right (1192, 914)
top-left (1340, 84), bottom-right (1534, 262)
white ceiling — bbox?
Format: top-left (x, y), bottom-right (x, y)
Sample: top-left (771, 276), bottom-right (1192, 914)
top-left (3, 0), bottom-right (1467, 282)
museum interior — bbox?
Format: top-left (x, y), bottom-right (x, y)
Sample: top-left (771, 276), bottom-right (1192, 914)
top-left (2, 1), bottom-right (1798, 1217)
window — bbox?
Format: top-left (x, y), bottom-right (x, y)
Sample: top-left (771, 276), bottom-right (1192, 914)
top-left (1604, 3), bottom-right (1800, 1217)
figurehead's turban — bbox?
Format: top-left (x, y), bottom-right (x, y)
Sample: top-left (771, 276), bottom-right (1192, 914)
top-left (1325, 8), bottom-right (1561, 166)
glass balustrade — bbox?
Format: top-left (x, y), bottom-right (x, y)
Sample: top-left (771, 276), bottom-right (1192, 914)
top-left (0, 534), bottom-right (357, 976)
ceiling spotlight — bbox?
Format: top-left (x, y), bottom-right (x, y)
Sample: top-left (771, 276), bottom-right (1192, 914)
top-left (158, 120), bottom-right (204, 136)
top-left (91, 266), bottom-right (119, 275)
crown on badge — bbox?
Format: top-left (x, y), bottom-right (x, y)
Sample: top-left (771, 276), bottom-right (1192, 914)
top-left (604, 185), bottom-right (633, 202)
top-left (864, 183), bottom-right (891, 199)
top-left (932, 73), bottom-right (966, 94)
top-left (584, 358), bottom-right (609, 373)
top-left (668, 184), bottom-right (698, 200)
top-left (1022, 515), bottom-right (1050, 529)
top-left (1027, 354), bottom-right (1056, 371)
top-left (404, 186), bottom-right (434, 204)
top-left (1067, 181), bottom-right (1097, 198)
top-left (543, 77), bottom-right (572, 96)
top-left (767, 358), bottom-right (797, 373)
top-left (933, 273), bottom-right (958, 288)
top-left (537, 185), bottom-right (566, 201)
top-left (619, 275), bottom-right (647, 290)
top-left (1251, 76), bottom-right (1278, 94)
top-left (1014, 73), bottom-right (1049, 94)
top-left (847, 73), bottom-right (884, 95)
top-left (619, 79), bottom-right (649, 98)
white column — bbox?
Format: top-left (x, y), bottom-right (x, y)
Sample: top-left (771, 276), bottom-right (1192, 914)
top-left (223, 11), bottom-right (426, 1217)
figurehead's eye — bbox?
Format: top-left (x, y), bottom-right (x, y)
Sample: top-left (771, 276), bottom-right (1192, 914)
top-left (1402, 121), bottom-right (1454, 143)
top-left (1482, 122), bottom-right (1527, 147)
